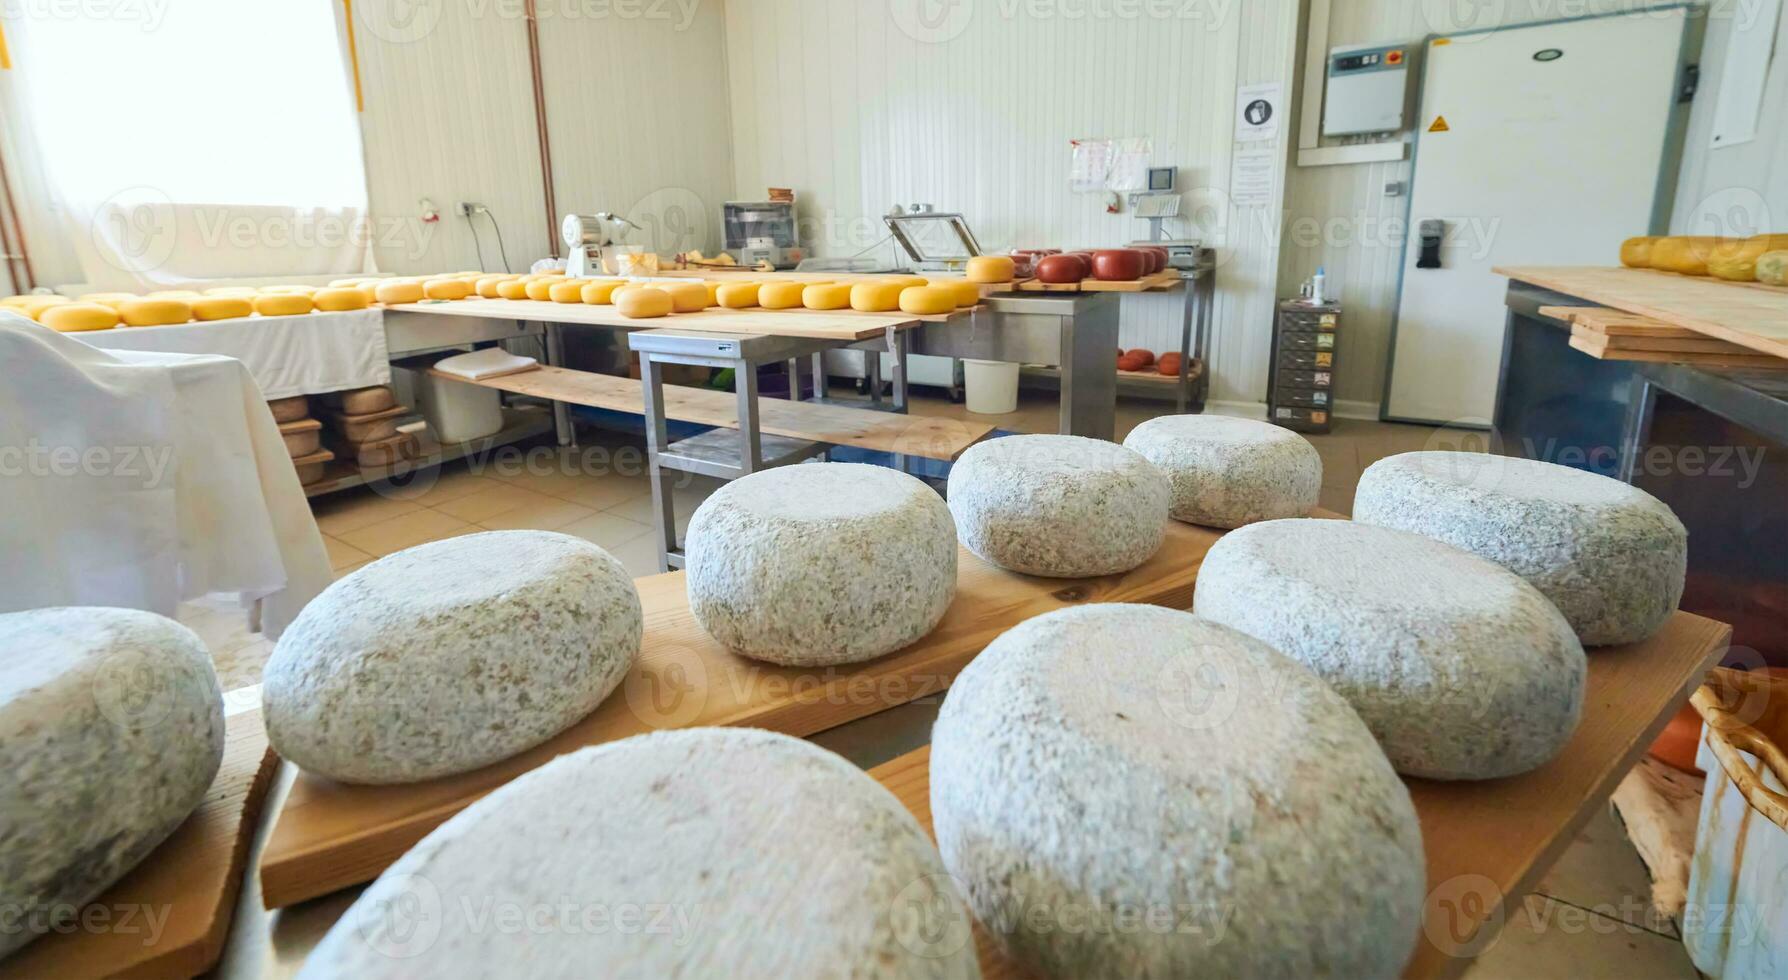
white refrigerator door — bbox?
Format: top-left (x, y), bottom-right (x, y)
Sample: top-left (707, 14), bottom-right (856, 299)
top-left (1383, 9), bottom-right (1687, 424)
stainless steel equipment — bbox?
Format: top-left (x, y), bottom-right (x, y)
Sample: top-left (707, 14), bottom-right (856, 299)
top-left (884, 207), bottom-right (982, 272)
top-left (561, 212), bottom-right (638, 277)
top-left (722, 201), bottom-right (801, 268)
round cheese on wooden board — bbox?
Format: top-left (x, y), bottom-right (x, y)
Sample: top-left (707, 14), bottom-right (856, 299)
top-left (1122, 414), bottom-right (1320, 528)
top-left (300, 728), bottom-right (980, 979)
top-left (262, 531), bottom-right (642, 784)
top-left (0, 607), bottom-right (224, 960)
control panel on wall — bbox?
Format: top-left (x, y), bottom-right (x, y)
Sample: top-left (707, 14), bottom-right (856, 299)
top-left (1324, 43), bottom-right (1410, 137)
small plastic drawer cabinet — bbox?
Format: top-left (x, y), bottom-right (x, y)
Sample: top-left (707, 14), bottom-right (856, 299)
top-left (1268, 301), bottom-right (1340, 433)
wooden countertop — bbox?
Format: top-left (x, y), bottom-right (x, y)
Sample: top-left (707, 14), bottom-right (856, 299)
top-left (1497, 265), bottom-right (1788, 360)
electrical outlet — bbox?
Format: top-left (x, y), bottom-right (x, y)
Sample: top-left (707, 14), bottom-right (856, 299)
top-left (458, 201), bottom-right (487, 216)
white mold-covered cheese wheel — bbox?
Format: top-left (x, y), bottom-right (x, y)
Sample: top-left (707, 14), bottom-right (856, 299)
top-left (1122, 414), bottom-right (1321, 528)
top-left (263, 530), bottom-right (642, 784)
top-left (946, 434), bottom-right (1168, 577)
top-left (0, 607), bottom-right (224, 960)
top-left (686, 463), bottom-right (956, 666)
top-left (1353, 452), bottom-right (1687, 645)
top-left (1195, 519), bottom-right (1586, 779)
top-left (931, 604), bottom-right (1423, 979)
top-left (300, 728), bottom-right (980, 979)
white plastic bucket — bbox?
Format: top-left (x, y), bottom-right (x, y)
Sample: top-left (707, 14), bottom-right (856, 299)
top-left (413, 365), bottom-right (505, 444)
top-left (963, 359), bottom-right (1020, 415)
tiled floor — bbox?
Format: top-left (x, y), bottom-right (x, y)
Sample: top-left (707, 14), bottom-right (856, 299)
top-left (180, 389), bottom-right (1694, 978)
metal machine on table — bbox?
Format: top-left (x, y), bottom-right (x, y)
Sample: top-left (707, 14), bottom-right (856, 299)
top-left (722, 200), bottom-right (802, 269)
top-left (561, 212), bottom-right (639, 278)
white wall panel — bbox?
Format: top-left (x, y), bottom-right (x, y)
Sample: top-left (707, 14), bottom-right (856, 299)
top-left (725, 0), bottom-right (1299, 404)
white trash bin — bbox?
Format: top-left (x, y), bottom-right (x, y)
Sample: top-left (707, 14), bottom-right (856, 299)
top-left (410, 361), bottom-right (506, 444)
top-left (963, 359), bottom-right (1020, 415)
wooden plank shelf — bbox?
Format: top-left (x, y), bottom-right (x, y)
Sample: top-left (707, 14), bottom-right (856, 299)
top-left (256, 515), bottom-right (1283, 909)
top-left (390, 298), bottom-right (924, 341)
top-left (869, 610), bottom-right (1732, 980)
top-left (439, 365), bottom-right (993, 461)
top-left (1497, 265), bottom-right (1788, 360)
top-left (1538, 303), bottom-right (1788, 370)
top-left (1015, 270), bottom-right (1183, 293)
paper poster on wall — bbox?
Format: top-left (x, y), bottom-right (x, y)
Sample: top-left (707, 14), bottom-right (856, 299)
top-left (1070, 137), bottom-right (1153, 192)
top-left (1069, 139), bottom-right (1113, 192)
top-left (1230, 146), bottom-right (1276, 208)
top-left (1106, 138), bottom-right (1153, 192)
top-left (1235, 83), bottom-right (1282, 142)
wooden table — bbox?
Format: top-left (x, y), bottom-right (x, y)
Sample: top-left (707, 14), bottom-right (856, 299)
top-left (869, 611), bottom-right (1732, 980)
top-left (388, 297), bottom-right (945, 340)
top-left (1494, 266), bottom-right (1788, 360)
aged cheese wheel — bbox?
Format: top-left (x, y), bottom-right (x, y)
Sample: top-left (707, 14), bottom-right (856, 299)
top-left (0, 607), bottom-right (225, 961)
top-left (148, 290), bottom-right (204, 301)
top-left (665, 281), bottom-right (711, 312)
top-left (898, 285), bottom-right (955, 315)
top-left (203, 286), bottom-right (260, 297)
top-left (966, 255), bottom-right (1016, 283)
top-left (374, 280), bottom-right (425, 305)
top-left (1091, 248), bottom-right (1145, 281)
top-left (268, 395), bottom-right (311, 422)
top-left (423, 278), bottom-right (473, 300)
top-left (947, 434), bottom-right (1169, 577)
top-left (703, 280), bottom-right (726, 306)
top-left (1196, 519), bottom-right (1586, 779)
top-left (1706, 235), bottom-right (1788, 281)
top-left (16, 295), bottom-right (71, 321)
top-left (496, 279), bottom-right (532, 300)
top-left (1125, 348), bottom-right (1156, 367)
top-left (613, 285), bottom-right (674, 319)
top-left (263, 531), bottom-right (642, 784)
top-left (547, 279), bottom-right (589, 303)
top-left (473, 275), bottom-right (514, 298)
top-left (757, 280), bottom-right (806, 309)
top-left (301, 729), bottom-right (978, 978)
top-left (686, 463), bottom-right (957, 666)
top-left (1648, 236), bottom-right (1723, 275)
top-left (716, 282), bottom-right (761, 308)
top-left (254, 293), bottom-right (314, 317)
top-left (191, 296), bottom-right (254, 321)
top-left (1122, 415), bottom-right (1320, 528)
top-left (119, 298), bottom-right (192, 327)
top-left (41, 302), bottom-right (121, 332)
top-left (525, 277), bottom-right (566, 301)
top-left (334, 385), bottom-right (396, 415)
top-left (354, 282), bottom-right (382, 304)
top-left (1758, 250), bottom-right (1788, 286)
top-left (312, 287), bottom-right (370, 312)
top-left (928, 278), bottom-right (981, 308)
top-left (803, 282), bottom-right (853, 309)
top-left (850, 281), bottom-right (903, 312)
top-left (579, 279), bottom-right (626, 304)
top-left (931, 604), bottom-right (1424, 979)
top-left (1354, 451), bottom-right (1686, 645)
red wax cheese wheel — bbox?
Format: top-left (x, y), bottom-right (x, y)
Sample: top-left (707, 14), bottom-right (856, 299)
top-left (1157, 352), bottom-right (1184, 376)
top-left (1034, 254), bottom-right (1085, 284)
top-left (1125, 348), bottom-right (1156, 367)
top-left (1093, 249), bottom-right (1146, 281)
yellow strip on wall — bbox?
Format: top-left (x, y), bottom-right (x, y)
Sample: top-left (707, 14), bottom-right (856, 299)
top-left (342, 0), bottom-right (364, 111)
top-left (1, 22), bottom-right (12, 70)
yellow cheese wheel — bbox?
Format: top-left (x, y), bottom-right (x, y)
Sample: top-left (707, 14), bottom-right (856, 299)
top-left (850, 282), bottom-right (903, 312)
top-left (548, 279), bottom-right (590, 303)
top-left (355, 282), bottom-right (382, 304)
top-left (475, 275), bottom-right (516, 298)
top-left (613, 286), bottom-right (673, 318)
top-left (898, 285), bottom-right (956, 315)
top-left (77, 292), bottom-right (138, 311)
top-left (424, 278), bottom-right (474, 300)
top-left (1618, 237), bottom-right (1658, 268)
top-left (258, 285), bottom-right (316, 296)
top-left (41, 302), bottom-right (121, 332)
top-left (580, 279), bottom-right (626, 304)
top-left (966, 256), bottom-right (1016, 283)
top-left (803, 282), bottom-right (852, 310)
top-left (525, 278), bottom-right (564, 301)
top-left (889, 276), bottom-right (929, 290)
top-left (313, 287), bottom-right (370, 312)
top-left (148, 290), bottom-right (204, 301)
top-left (255, 293), bottom-right (315, 317)
top-left (1, 294), bottom-right (34, 308)
top-left (192, 296), bottom-right (254, 321)
top-left (497, 279), bottom-right (532, 300)
top-left (205, 286), bottom-right (260, 297)
top-left (928, 278), bottom-right (982, 308)
top-left (119, 298), bottom-right (192, 327)
top-left (328, 277), bottom-right (371, 288)
top-left (19, 296), bottom-right (73, 321)
top-left (665, 281), bottom-right (711, 312)
top-left (1648, 236), bottom-right (1723, 276)
top-left (375, 281), bottom-right (426, 304)
top-left (758, 281), bottom-right (807, 309)
top-left (704, 281), bottom-right (725, 306)
top-left (717, 282), bottom-right (761, 309)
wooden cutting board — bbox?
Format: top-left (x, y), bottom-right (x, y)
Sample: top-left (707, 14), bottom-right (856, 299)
top-left (3, 706), bottom-right (277, 979)
top-left (1497, 266), bottom-right (1788, 359)
top-left (869, 610), bottom-right (1732, 980)
top-left (256, 516), bottom-right (1285, 909)
top-left (389, 298), bottom-right (921, 341)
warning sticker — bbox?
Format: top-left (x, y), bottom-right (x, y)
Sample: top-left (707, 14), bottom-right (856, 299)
top-left (1429, 115), bottom-right (1450, 133)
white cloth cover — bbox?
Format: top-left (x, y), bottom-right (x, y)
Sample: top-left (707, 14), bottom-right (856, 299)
top-left (72, 309), bottom-right (390, 399)
top-left (0, 314), bottom-right (332, 639)
top-left (432, 347), bottom-right (539, 381)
